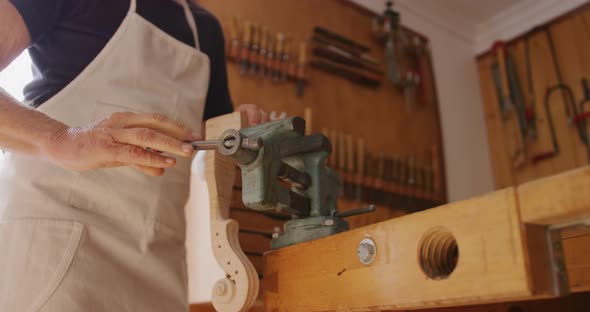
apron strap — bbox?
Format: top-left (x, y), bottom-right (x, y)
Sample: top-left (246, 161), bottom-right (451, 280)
top-left (129, 0), bottom-right (137, 13)
top-left (177, 0), bottom-right (201, 50)
top-left (129, 0), bottom-right (200, 50)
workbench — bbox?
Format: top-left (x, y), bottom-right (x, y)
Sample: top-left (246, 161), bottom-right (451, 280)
top-left (189, 113), bottom-right (590, 312)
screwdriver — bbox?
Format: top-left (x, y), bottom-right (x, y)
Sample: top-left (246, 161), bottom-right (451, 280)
top-left (189, 137), bottom-right (263, 151)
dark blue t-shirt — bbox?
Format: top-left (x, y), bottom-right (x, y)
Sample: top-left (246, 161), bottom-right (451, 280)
top-left (9, 0), bottom-right (233, 121)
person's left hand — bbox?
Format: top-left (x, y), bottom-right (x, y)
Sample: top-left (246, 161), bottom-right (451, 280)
top-left (235, 104), bottom-right (269, 126)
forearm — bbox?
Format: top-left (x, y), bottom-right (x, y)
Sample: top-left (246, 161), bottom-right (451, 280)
top-left (0, 88), bottom-right (67, 157)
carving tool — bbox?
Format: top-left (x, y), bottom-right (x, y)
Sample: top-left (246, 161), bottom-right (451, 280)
top-left (266, 32), bottom-right (275, 80)
top-left (355, 138), bottom-right (365, 202)
top-left (273, 33), bottom-right (285, 81)
top-left (280, 35), bottom-right (291, 81)
top-left (296, 42), bottom-right (307, 97)
top-left (228, 16), bottom-right (240, 61)
top-left (313, 26), bottom-right (370, 53)
top-left (258, 27), bottom-right (269, 77)
top-left (249, 24), bottom-right (260, 75)
top-left (240, 21), bottom-right (252, 75)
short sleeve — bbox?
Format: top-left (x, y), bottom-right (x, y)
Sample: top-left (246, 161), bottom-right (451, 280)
top-left (8, 0), bottom-right (67, 44)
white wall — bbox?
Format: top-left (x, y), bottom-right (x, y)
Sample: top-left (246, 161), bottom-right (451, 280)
top-left (352, 0), bottom-right (495, 202)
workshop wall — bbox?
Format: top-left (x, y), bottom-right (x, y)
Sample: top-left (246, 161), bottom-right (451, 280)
top-left (195, 0), bottom-right (446, 282)
top-left (197, 0), bottom-right (446, 200)
top-left (477, 4), bottom-right (590, 188)
top-left (353, 0), bottom-right (497, 202)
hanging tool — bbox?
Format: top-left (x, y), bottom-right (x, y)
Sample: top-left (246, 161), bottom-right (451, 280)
top-left (312, 41), bottom-right (383, 76)
top-left (272, 33), bottom-right (285, 81)
top-left (228, 16), bottom-right (240, 61)
top-left (355, 138), bottom-right (365, 202)
top-left (310, 58), bottom-right (381, 87)
top-left (345, 135), bottom-right (355, 199)
top-left (314, 26), bottom-right (370, 53)
top-left (492, 41), bottom-right (527, 168)
top-left (573, 79), bottom-right (590, 161)
top-left (505, 48), bottom-right (529, 139)
top-left (193, 117), bottom-right (377, 249)
top-left (403, 70), bottom-right (419, 112)
top-left (239, 21), bottom-right (252, 75)
top-left (374, 153), bottom-right (386, 204)
top-left (415, 36), bottom-right (433, 107)
top-left (296, 42), bottom-right (307, 97)
top-left (532, 84), bottom-right (578, 163)
top-left (280, 36), bottom-right (291, 81)
top-left (312, 35), bottom-right (380, 67)
top-left (266, 32), bottom-right (275, 80)
top-left (382, 1), bottom-right (403, 85)
top-left (249, 24), bottom-right (260, 75)
top-left (531, 28), bottom-right (588, 163)
top-left (523, 31), bottom-right (538, 138)
top-left (257, 27), bottom-right (268, 77)
top-left (337, 132), bottom-right (349, 199)
top-left (574, 79), bottom-right (590, 124)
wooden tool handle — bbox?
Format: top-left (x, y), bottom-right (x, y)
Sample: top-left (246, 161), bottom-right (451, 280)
top-left (337, 132), bottom-right (346, 171)
top-left (356, 138), bottom-right (365, 177)
top-left (303, 107), bottom-right (312, 135)
top-left (345, 135), bottom-right (354, 173)
top-left (242, 21), bottom-right (251, 44)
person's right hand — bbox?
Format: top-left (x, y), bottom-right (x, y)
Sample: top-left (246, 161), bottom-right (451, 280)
top-left (45, 112), bottom-right (199, 176)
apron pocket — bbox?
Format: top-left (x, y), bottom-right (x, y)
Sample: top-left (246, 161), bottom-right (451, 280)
top-left (0, 219), bottom-right (84, 312)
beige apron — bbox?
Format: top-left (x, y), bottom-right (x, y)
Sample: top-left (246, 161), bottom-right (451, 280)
top-left (0, 0), bottom-right (209, 310)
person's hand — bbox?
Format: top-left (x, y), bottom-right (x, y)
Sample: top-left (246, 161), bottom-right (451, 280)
top-left (235, 104), bottom-right (269, 126)
top-left (45, 112), bottom-right (199, 176)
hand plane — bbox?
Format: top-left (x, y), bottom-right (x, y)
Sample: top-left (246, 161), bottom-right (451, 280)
top-left (193, 116), bottom-right (375, 249)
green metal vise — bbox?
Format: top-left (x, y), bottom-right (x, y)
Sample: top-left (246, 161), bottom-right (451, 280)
top-left (212, 116), bottom-right (373, 249)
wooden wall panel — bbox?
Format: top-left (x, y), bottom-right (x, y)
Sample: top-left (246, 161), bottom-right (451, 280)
top-left (197, 0), bottom-right (445, 189)
top-left (477, 5), bottom-right (590, 188)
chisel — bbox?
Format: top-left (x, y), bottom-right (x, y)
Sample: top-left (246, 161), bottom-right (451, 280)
top-left (273, 33), bottom-right (285, 81)
top-left (310, 59), bottom-right (381, 87)
top-left (337, 132), bottom-right (347, 199)
top-left (314, 26), bottom-right (370, 53)
top-left (355, 138), bottom-right (365, 202)
top-left (257, 27), bottom-right (268, 77)
top-left (345, 135), bottom-right (355, 199)
top-left (249, 24), bottom-right (260, 75)
top-left (312, 42), bottom-right (383, 76)
top-left (228, 16), bottom-right (240, 61)
top-left (312, 35), bottom-right (380, 67)
top-left (266, 32), bottom-right (275, 80)
top-left (280, 36), bottom-right (291, 81)
top-left (296, 42), bottom-right (307, 97)
top-left (239, 21), bottom-right (252, 75)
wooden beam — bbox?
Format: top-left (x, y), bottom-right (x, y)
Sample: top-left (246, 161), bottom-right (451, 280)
top-left (518, 166), bottom-right (590, 225)
top-left (263, 166), bottom-right (590, 311)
